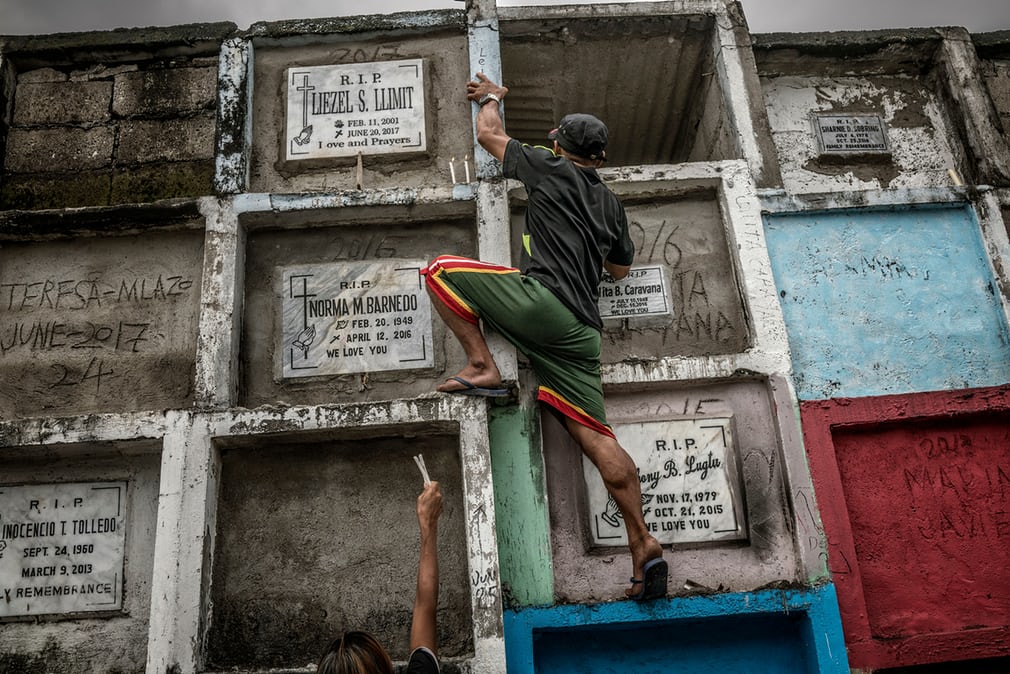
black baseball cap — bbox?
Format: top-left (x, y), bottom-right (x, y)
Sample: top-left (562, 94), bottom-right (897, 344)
top-left (548, 113), bottom-right (608, 160)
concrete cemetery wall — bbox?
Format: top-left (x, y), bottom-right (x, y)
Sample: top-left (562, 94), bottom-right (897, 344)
top-left (0, 10), bottom-right (508, 674)
top-left (1, 4), bottom-right (1009, 674)
top-left (764, 204), bottom-right (1010, 400)
top-left (206, 427), bottom-right (472, 670)
top-left (240, 202), bottom-right (477, 408)
top-left (248, 22), bottom-right (472, 194)
top-left (758, 29), bottom-right (1010, 672)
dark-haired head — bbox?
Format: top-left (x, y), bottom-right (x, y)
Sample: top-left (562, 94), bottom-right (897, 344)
top-left (316, 631), bottom-right (394, 674)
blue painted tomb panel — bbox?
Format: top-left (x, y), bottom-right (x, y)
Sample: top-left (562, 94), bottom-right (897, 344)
top-left (764, 204), bottom-right (1010, 400)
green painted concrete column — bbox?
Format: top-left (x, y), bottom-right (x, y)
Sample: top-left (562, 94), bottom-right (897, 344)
top-left (488, 399), bottom-right (554, 606)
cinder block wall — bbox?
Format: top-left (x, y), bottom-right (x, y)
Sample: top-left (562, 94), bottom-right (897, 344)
top-left (1, 25), bottom-right (232, 210)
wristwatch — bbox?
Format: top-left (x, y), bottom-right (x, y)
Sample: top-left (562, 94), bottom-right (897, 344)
top-left (478, 93), bottom-right (501, 106)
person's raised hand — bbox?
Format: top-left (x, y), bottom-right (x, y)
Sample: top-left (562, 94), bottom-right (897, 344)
top-left (417, 480), bottom-right (443, 534)
top-left (466, 72), bottom-right (508, 103)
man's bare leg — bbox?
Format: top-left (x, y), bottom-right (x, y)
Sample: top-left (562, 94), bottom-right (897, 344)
top-left (427, 286), bottom-right (502, 392)
top-left (565, 418), bottom-right (664, 597)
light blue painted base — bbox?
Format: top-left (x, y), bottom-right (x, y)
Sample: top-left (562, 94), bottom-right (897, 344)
top-left (504, 585), bottom-right (849, 673)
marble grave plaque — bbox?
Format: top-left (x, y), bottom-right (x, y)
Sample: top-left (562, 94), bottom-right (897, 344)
top-left (583, 417), bottom-right (747, 546)
top-left (286, 59), bottom-right (426, 160)
top-left (599, 265), bottom-right (670, 319)
top-left (281, 260), bottom-right (432, 378)
top-left (0, 481), bottom-right (127, 618)
top-left (814, 114), bottom-right (889, 155)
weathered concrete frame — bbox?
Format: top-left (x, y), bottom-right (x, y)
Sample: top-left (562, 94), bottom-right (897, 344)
top-left (936, 28), bottom-right (1010, 185)
top-left (193, 186), bottom-right (510, 670)
top-left (0, 398), bottom-right (507, 673)
top-left (194, 177), bottom-right (522, 406)
top-left (494, 1), bottom-right (778, 186)
top-left (979, 187), bottom-right (1010, 326)
top-left (600, 160), bottom-right (792, 381)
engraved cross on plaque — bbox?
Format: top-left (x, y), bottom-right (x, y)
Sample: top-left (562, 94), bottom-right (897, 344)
top-left (295, 74), bottom-right (315, 129)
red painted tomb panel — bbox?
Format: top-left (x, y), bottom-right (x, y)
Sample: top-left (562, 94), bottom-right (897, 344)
top-left (834, 417), bottom-right (1010, 638)
top-left (801, 386), bottom-right (1010, 669)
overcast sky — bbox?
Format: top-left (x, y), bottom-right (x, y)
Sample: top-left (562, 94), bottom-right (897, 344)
top-left (1, 0), bottom-right (1007, 35)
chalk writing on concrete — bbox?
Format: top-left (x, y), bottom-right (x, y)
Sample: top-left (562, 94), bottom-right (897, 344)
top-left (471, 567), bottom-right (498, 609)
top-left (0, 482), bottom-right (126, 618)
top-left (622, 397), bottom-right (725, 420)
top-left (305, 232), bottom-right (405, 261)
top-left (281, 260), bottom-right (433, 378)
top-left (329, 45), bottom-right (405, 64)
top-left (599, 266), bottom-right (670, 319)
top-left (671, 269), bottom-right (736, 342)
top-left (1, 321), bottom-right (151, 356)
top-left (1, 274), bottom-right (195, 312)
top-left (0, 271), bottom-right (195, 397)
top-left (584, 418), bottom-right (747, 546)
top-left (49, 356), bottom-right (118, 394)
top-left (815, 114), bottom-right (890, 154)
top-left (630, 218), bottom-right (682, 268)
top-left (627, 215), bottom-right (742, 346)
top-left (286, 59), bottom-right (426, 160)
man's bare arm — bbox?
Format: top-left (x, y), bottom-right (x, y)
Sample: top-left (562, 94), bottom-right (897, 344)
top-left (466, 72), bottom-right (510, 162)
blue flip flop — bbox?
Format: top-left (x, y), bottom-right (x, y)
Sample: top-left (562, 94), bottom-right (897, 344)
top-left (629, 557), bottom-right (668, 601)
top-left (444, 376), bottom-right (509, 398)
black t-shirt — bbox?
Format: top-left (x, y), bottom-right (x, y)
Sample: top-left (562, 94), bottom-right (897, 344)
top-left (503, 139), bottom-right (634, 330)
top-left (405, 647), bottom-right (439, 673)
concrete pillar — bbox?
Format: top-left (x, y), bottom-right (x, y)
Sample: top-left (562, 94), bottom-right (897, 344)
top-left (145, 412), bottom-right (218, 674)
top-left (215, 38), bottom-right (254, 195)
top-left (194, 197), bottom-right (245, 408)
top-left (936, 27), bottom-right (1010, 185)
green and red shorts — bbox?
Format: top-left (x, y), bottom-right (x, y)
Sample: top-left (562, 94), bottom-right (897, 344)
top-left (422, 254), bottom-right (614, 438)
